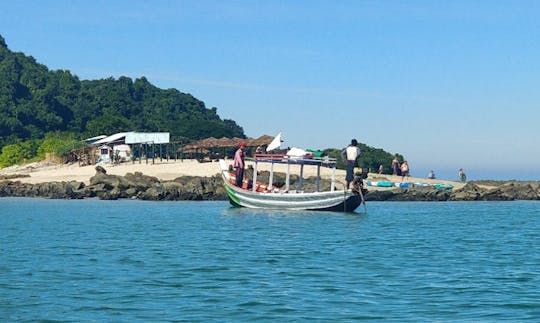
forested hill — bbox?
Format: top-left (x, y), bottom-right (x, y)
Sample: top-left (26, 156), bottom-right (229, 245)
top-left (0, 35), bottom-right (245, 148)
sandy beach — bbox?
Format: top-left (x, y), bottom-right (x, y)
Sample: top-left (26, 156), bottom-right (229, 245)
top-left (0, 159), bottom-right (223, 184)
top-left (0, 158), bottom-right (464, 190)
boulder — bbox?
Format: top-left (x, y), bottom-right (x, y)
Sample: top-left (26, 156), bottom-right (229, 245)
top-left (90, 173), bottom-right (130, 190)
top-left (483, 182), bottom-right (539, 201)
top-left (124, 172), bottom-right (160, 190)
top-left (139, 185), bottom-right (166, 200)
top-left (5, 170), bottom-right (534, 202)
top-left (365, 189), bottom-right (398, 201)
top-left (449, 183), bottom-right (485, 201)
top-left (95, 165), bottom-right (107, 174)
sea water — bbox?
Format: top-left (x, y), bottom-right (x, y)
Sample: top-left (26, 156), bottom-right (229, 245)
top-left (1, 198), bottom-right (539, 321)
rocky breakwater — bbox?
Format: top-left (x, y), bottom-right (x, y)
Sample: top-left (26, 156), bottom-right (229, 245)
top-left (2, 167), bottom-right (539, 202)
top-left (365, 181), bottom-right (540, 201)
top-left (0, 166), bottom-right (226, 200)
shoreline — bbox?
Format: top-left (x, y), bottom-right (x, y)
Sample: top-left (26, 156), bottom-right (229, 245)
top-left (0, 159), bottom-right (464, 188)
top-left (1, 160), bottom-right (539, 202)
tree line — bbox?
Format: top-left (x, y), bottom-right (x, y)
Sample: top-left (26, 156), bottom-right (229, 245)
top-left (0, 34), bottom-right (245, 150)
top-left (0, 35), bottom-right (403, 170)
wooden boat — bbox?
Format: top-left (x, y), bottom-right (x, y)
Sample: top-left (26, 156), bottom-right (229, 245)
top-left (219, 154), bottom-right (366, 212)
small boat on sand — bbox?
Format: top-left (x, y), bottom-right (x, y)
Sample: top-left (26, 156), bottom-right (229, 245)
top-left (219, 154), bottom-right (366, 212)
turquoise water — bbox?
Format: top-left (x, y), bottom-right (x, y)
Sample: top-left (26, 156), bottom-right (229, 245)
top-left (1, 198), bottom-right (539, 321)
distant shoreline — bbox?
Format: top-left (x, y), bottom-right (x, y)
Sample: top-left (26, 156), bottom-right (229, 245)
top-left (0, 159), bottom-right (464, 187)
top-left (1, 160), bottom-right (539, 202)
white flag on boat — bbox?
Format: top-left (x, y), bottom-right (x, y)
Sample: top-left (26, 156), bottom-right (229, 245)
top-left (266, 132), bottom-right (283, 152)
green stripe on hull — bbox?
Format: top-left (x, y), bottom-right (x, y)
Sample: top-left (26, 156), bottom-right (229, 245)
top-left (224, 184), bottom-right (242, 207)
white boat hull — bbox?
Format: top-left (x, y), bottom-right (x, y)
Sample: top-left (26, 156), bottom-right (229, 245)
top-left (220, 160), bottom-right (362, 212)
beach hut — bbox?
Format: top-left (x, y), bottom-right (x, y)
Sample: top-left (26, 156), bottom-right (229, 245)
top-left (97, 145), bottom-right (112, 164)
top-left (91, 132), bottom-right (170, 163)
top-left (113, 144), bottom-right (131, 162)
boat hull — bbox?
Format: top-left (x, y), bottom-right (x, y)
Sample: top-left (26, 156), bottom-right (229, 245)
top-left (223, 179), bottom-right (362, 212)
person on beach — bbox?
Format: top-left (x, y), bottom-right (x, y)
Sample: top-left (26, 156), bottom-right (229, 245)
top-left (233, 142), bottom-right (246, 187)
top-left (428, 170), bottom-right (435, 179)
top-left (391, 156), bottom-right (400, 175)
top-left (378, 164), bottom-right (384, 174)
top-left (341, 139), bottom-right (362, 189)
top-left (458, 168), bottom-right (467, 182)
top-left (400, 161), bottom-right (410, 181)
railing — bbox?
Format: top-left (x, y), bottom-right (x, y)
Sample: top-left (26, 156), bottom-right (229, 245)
top-left (247, 153), bottom-right (337, 192)
top-left (251, 153), bottom-right (337, 168)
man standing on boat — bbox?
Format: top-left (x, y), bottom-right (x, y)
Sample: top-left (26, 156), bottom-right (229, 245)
top-left (233, 142), bottom-right (246, 187)
top-left (341, 139), bottom-right (362, 189)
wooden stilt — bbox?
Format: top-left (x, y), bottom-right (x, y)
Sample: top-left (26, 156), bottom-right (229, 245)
top-left (316, 165), bottom-right (321, 192)
top-left (299, 164), bottom-right (304, 191)
top-left (286, 161), bottom-right (290, 191)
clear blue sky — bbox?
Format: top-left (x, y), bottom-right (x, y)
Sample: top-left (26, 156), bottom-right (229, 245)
top-left (2, 1), bottom-right (539, 180)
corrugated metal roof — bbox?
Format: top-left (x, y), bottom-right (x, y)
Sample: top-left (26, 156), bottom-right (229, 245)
top-left (92, 132), bottom-right (131, 145)
top-left (92, 132), bottom-right (171, 145)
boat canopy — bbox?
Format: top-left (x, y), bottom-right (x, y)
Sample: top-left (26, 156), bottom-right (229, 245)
top-left (248, 153), bottom-right (338, 193)
top-left (252, 153), bottom-right (337, 168)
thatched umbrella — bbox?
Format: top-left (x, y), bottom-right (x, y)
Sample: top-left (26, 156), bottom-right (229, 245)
top-left (189, 137), bottom-right (215, 148)
top-left (188, 136), bottom-right (275, 149)
top-left (214, 137), bottom-right (236, 147)
top-left (249, 135), bottom-right (274, 147)
top-left (203, 137), bottom-right (220, 148)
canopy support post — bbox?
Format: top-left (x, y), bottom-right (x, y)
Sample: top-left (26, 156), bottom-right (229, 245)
top-left (252, 160), bottom-right (258, 192)
top-left (269, 161), bottom-right (274, 191)
top-left (299, 164), bottom-right (304, 191)
top-left (152, 143), bottom-right (155, 164)
top-left (331, 166), bottom-right (336, 191)
top-left (316, 165), bottom-right (321, 192)
top-left (286, 161), bottom-right (290, 192)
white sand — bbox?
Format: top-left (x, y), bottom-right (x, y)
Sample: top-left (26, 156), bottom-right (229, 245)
top-left (0, 159), bottom-right (222, 184)
top-left (0, 158), bottom-right (465, 190)
top-left (0, 159), bottom-right (344, 184)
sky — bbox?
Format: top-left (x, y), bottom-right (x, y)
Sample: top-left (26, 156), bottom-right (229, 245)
top-left (1, 0), bottom-right (539, 180)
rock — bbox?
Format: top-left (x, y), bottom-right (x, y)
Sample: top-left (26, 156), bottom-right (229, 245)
top-left (0, 173), bottom-right (31, 180)
top-left (171, 175), bottom-right (225, 200)
top-left (483, 182), bottom-right (540, 201)
top-left (90, 173), bottom-right (130, 190)
top-left (95, 165), bottom-right (107, 174)
top-left (0, 180), bottom-right (87, 199)
top-left (81, 182), bottom-right (108, 198)
top-left (97, 190), bottom-right (120, 200)
top-left (139, 186), bottom-right (166, 200)
top-left (125, 187), bottom-right (139, 198)
top-left (124, 172), bottom-right (160, 191)
top-left (364, 187), bottom-right (452, 201)
top-left (2, 171), bottom-right (536, 202)
top-left (449, 183), bottom-right (485, 201)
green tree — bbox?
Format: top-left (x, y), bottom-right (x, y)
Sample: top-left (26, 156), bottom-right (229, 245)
top-left (0, 141), bottom-right (39, 167)
top-left (85, 115), bottom-right (133, 137)
top-left (1, 34), bottom-right (247, 151)
top-left (37, 132), bottom-right (84, 159)
top-left (324, 143), bottom-right (404, 174)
